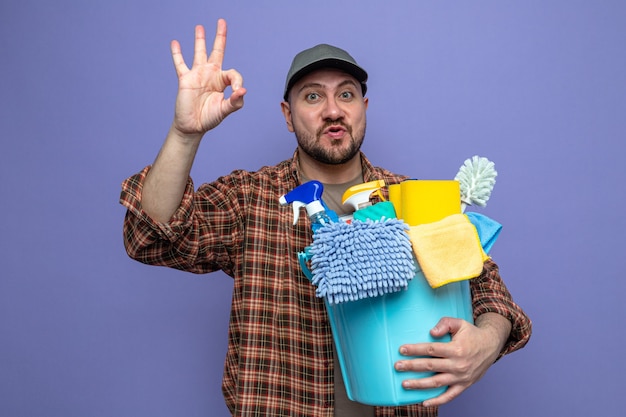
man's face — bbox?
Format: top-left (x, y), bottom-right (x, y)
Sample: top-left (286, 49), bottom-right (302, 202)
top-left (281, 69), bottom-right (369, 165)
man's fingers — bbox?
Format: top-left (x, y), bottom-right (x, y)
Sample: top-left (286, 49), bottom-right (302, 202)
top-left (207, 18), bottom-right (227, 67)
top-left (399, 342), bottom-right (450, 358)
top-left (225, 86), bottom-right (247, 113)
top-left (221, 69), bottom-right (246, 112)
top-left (421, 385), bottom-right (464, 408)
top-left (401, 370), bottom-right (453, 390)
top-left (192, 24), bottom-right (208, 67)
top-left (395, 364), bottom-right (468, 407)
top-left (395, 356), bottom-right (454, 375)
top-left (171, 19), bottom-right (227, 76)
top-left (431, 317), bottom-right (464, 338)
top-left (170, 40), bottom-right (189, 77)
top-left (222, 68), bottom-right (244, 92)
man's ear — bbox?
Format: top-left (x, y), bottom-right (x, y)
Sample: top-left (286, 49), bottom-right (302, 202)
top-left (280, 101), bottom-right (295, 132)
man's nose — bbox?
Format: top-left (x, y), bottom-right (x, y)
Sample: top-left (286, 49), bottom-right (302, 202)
top-left (322, 97), bottom-right (344, 120)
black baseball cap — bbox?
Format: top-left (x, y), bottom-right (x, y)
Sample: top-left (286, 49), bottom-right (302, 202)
top-left (283, 44), bottom-right (368, 101)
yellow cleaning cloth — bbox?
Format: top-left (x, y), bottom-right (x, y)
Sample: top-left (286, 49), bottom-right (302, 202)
top-left (408, 214), bottom-right (489, 288)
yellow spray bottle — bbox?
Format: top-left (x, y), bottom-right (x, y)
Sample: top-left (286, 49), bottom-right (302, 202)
top-left (341, 180), bottom-right (397, 222)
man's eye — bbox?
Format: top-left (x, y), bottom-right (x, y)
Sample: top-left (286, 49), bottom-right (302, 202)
top-left (340, 91), bottom-right (353, 99)
top-left (306, 93), bottom-right (319, 101)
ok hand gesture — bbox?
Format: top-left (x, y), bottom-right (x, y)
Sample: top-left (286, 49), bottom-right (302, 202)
top-left (170, 19), bottom-right (246, 138)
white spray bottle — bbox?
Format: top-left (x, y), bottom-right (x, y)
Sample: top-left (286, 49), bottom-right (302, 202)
top-left (342, 180), bottom-right (386, 211)
top-left (341, 180), bottom-right (396, 222)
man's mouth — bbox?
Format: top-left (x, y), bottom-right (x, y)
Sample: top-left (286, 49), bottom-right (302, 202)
top-left (322, 124), bottom-right (348, 140)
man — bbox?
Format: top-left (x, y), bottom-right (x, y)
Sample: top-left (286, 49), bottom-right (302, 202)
top-left (120, 19), bottom-right (531, 417)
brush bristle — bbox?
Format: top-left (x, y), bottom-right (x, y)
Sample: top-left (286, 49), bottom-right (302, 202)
top-left (454, 156), bottom-right (497, 207)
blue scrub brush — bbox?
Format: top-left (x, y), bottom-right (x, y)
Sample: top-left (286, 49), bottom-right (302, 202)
top-left (308, 219), bottom-right (416, 304)
top-left (454, 156), bottom-right (497, 212)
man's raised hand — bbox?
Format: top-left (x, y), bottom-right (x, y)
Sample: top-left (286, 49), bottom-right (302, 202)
top-left (170, 19), bottom-right (246, 137)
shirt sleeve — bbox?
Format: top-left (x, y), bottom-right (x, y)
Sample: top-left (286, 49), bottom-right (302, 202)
top-left (470, 259), bottom-right (532, 359)
top-left (119, 166), bottom-right (242, 275)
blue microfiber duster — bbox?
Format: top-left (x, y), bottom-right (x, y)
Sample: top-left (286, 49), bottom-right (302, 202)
top-left (308, 218), bottom-right (416, 304)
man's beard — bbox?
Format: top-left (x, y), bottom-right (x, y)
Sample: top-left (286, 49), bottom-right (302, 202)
top-left (294, 121), bottom-right (366, 165)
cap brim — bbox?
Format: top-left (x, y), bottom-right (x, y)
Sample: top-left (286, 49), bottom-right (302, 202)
top-left (284, 58), bottom-right (368, 100)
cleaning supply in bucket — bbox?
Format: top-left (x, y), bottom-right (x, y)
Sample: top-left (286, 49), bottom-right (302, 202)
top-left (342, 179), bottom-right (397, 222)
top-left (279, 180), bottom-right (335, 232)
top-left (455, 155), bottom-right (497, 212)
top-left (304, 180), bottom-right (416, 304)
top-left (397, 180), bottom-right (461, 226)
top-left (408, 213), bottom-right (489, 288)
top-left (308, 218), bottom-right (416, 304)
top-left (466, 211), bottom-right (502, 253)
top-left (342, 179), bottom-right (386, 211)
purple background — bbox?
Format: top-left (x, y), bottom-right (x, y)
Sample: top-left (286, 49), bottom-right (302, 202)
top-left (1, 1), bottom-right (625, 416)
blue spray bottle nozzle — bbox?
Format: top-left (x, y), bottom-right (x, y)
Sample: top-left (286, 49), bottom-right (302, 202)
top-left (279, 180), bottom-right (329, 228)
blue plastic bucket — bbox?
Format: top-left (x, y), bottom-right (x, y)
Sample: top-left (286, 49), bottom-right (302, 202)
top-left (327, 268), bottom-right (473, 406)
top-left (299, 253), bottom-right (473, 406)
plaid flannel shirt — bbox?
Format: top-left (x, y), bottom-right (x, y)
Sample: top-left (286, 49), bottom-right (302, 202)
top-left (120, 151), bottom-right (531, 417)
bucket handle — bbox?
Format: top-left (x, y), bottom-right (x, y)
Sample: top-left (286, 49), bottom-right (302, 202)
top-left (298, 247), bottom-right (314, 282)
